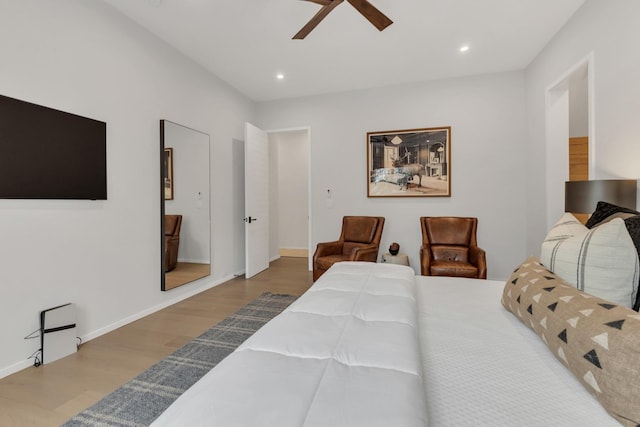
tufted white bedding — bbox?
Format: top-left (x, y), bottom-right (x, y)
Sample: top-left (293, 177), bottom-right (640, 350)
top-left (151, 262), bottom-right (427, 427)
top-left (151, 262), bottom-right (619, 426)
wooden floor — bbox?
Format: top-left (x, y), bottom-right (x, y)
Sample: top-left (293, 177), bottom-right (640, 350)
top-left (164, 261), bottom-right (211, 290)
top-left (278, 248), bottom-right (309, 258)
top-left (0, 257), bottom-right (312, 427)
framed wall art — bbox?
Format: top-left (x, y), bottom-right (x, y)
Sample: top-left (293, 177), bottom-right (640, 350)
top-left (367, 126), bottom-right (451, 197)
top-left (163, 147), bottom-right (174, 200)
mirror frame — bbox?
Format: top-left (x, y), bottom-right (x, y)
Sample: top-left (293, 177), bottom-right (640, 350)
top-left (160, 119), bottom-right (211, 291)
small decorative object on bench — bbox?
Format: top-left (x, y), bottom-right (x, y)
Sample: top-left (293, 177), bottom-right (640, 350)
top-left (389, 242), bottom-right (400, 255)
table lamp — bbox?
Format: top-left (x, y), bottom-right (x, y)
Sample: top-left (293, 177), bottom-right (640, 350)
top-left (565, 179), bottom-right (637, 223)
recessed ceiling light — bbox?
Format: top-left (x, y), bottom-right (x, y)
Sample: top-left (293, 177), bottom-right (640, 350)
top-left (459, 45), bottom-right (470, 53)
top-left (276, 73), bottom-right (285, 80)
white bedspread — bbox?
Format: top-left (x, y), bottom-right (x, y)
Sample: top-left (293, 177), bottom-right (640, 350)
top-left (152, 264), bottom-right (620, 426)
top-left (416, 275), bottom-right (620, 426)
top-left (151, 262), bottom-right (428, 427)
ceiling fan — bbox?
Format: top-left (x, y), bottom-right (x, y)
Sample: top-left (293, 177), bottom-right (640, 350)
top-left (293, 0), bottom-right (393, 39)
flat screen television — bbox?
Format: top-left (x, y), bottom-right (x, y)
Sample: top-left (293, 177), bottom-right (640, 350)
top-left (0, 94), bottom-right (107, 200)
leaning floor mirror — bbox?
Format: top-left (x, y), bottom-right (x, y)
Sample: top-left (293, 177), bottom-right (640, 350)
top-left (160, 120), bottom-right (211, 291)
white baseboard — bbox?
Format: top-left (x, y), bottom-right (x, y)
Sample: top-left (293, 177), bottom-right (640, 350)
top-left (177, 258), bottom-right (210, 264)
top-left (0, 273), bottom-right (237, 380)
top-left (82, 274), bottom-right (235, 343)
top-left (0, 359), bottom-right (34, 379)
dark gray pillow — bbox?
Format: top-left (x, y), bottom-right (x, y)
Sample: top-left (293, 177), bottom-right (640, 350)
top-left (585, 201), bottom-right (640, 228)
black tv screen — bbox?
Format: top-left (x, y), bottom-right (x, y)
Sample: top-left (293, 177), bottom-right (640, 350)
top-left (0, 94), bottom-right (107, 200)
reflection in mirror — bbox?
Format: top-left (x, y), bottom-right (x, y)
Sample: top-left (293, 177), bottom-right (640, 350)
top-left (160, 120), bottom-right (211, 291)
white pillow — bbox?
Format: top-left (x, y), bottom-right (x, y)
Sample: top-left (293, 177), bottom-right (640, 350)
top-left (540, 213), bottom-right (639, 308)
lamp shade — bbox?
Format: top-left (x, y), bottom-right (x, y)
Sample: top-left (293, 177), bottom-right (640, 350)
top-left (565, 179), bottom-right (637, 214)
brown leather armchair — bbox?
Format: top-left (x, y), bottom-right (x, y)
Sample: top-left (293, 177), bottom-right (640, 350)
top-left (313, 216), bottom-right (385, 281)
top-left (164, 214), bottom-right (182, 272)
top-left (420, 216), bottom-right (486, 279)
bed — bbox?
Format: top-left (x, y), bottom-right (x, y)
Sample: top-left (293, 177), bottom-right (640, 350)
top-left (150, 259), bottom-right (639, 426)
top-left (417, 275), bottom-right (621, 426)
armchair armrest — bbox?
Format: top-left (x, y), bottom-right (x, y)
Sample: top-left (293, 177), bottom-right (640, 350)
top-left (469, 245), bottom-right (487, 279)
top-left (419, 243), bottom-right (432, 276)
top-left (313, 241), bottom-right (344, 260)
top-left (348, 244), bottom-right (379, 262)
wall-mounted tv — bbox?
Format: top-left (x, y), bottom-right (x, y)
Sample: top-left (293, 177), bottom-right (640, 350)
top-left (0, 94), bottom-right (107, 200)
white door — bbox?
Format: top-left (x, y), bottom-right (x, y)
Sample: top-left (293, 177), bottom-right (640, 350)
top-left (244, 123), bottom-right (270, 278)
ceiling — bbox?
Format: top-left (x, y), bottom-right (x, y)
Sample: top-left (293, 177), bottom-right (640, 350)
top-left (103, 0), bottom-right (586, 102)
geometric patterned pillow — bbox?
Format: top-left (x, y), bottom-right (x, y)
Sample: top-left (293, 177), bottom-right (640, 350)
top-left (540, 213), bottom-right (639, 309)
top-left (502, 256), bottom-right (640, 426)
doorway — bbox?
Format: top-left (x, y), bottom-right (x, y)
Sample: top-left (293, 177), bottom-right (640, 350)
top-left (234, 127), bottom-right (311, 276)
top-left (268, 128), bottom-right (311, 269)
top-left (545, 54), bottom-right (594, 228)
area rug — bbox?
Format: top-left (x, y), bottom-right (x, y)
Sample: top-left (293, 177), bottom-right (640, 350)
top-left (61, 292), bottom-right (297, 427)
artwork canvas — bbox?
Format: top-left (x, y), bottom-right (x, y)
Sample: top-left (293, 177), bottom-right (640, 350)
top-left (163, 147), bottom-right (174, 200)
top-left (367, 127), bottom-right (451, 197)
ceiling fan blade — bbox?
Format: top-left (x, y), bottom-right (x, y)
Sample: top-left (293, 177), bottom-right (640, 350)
top-left (302, 0), bottom-right (333, 5)
top-left (346, 0), bottom-right (393, 31)
top-left (293, 0), bottom-right (344, 39)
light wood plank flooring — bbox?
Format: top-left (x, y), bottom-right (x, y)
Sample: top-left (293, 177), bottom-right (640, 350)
top-left (164, 261), bottom-right (211, 290)
top-left (0, 257), bottom-right (312, 427)
top-left (278, 248), bottom-right (309, 258)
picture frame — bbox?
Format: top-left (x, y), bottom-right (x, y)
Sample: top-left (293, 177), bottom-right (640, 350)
top-left (163, 147), bottom-right (174, 200)
top-left (367, 126), bottom-right (451, 197)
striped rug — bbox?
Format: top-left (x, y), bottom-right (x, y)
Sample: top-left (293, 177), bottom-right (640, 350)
top-left (61, 292), bottom-right (297, 427)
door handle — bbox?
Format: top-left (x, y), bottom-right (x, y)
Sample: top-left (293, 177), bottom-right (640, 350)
top-left (244, 216), bottom-right (257, 223)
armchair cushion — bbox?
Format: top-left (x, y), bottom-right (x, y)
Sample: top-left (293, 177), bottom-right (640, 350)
top-left (429, 260), bottom-right (478, 278)
top-left (431, 245), bottom-right (469, 263)
top-left (342, 217), bottom-right (380, 244)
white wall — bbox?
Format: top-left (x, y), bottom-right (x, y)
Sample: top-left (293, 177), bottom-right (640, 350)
top-left (257, 72), bottom-right (528, 280)
top-left (524, 0), bottom-right (640, 256)
top-left (0, 0), bottom-right (254, 377)
top-left (569, 71), bottom-right (589, 138)
top-left (268, 138), bottom-right (279, 259)
top-left (232, 139), bottom-right (246, 275)
top-left (545, 86), bottom-right (571, 230)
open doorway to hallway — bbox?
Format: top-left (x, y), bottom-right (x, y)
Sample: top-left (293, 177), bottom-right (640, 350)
top-left (546, 55), bottom-right (593, 228)
top-left (231, 128), bottom-right (311, 277)
top-left (268, 129), bottom-right (311, 268)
